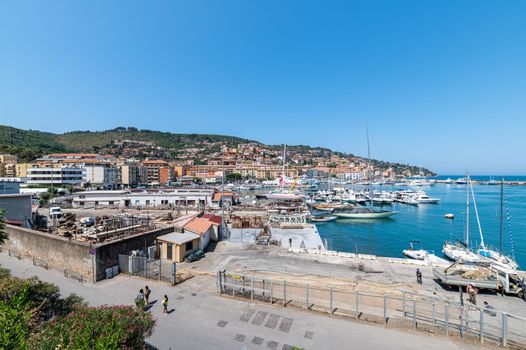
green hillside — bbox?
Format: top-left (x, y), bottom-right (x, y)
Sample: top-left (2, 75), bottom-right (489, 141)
top-left (0, 125), bottom-right (435, 175)
top-left (0, 125), bottom-right (252, 161)
top-left (0, 125), bottom-right (68, 161)
top-left (56, 127), bottom-right (252, 152)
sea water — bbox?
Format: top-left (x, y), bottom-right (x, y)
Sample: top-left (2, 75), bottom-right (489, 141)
top-left (316, 177), bottom-right (526, 267)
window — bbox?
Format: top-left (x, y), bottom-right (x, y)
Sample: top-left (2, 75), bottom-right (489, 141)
top-left (185, 241), bottom-right (193, 251)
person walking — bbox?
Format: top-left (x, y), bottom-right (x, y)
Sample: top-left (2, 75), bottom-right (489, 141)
top-left (162, 295), bottom-right (169, 314)
top-left (416, 268), bottom-right (422, 285)
top-left (144, 286), bottom-right (151, 305)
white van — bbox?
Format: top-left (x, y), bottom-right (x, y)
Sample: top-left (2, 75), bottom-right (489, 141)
top-left (49, 207), bottom-right (63, 218)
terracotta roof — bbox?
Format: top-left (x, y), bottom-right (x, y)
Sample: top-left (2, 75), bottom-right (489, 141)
top-left (212, 192), bottom-right (234, 201)
top-left (143, 160), bottom-right (168, 165)
top-left (183, 217), bottom-right (213, 235)
top-left (47, 153), bottom-right (97, 158)
top-left (201, 214), bottom-right (222, 226)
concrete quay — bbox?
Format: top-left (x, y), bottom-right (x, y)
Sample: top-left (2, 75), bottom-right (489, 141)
top-left (0, 252), bottom-right (489, 350)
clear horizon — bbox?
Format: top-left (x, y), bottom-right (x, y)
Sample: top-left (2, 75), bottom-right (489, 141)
top-left (1, 1), bottom-right (525, 174)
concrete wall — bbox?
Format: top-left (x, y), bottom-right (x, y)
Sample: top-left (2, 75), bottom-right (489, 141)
top-left (94, 226), bottom-right (174, 281)
top-left (3, 225), bottom-right (93, 279)
top-left (3, 224), bottom-right (175, 282)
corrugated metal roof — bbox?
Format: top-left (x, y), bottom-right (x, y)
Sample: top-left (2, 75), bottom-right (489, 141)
top-left (157, 232), bottom-right (200, 244)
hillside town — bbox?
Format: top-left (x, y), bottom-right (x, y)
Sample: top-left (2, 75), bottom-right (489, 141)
top-left (0, 142), bottom-right (422, 190)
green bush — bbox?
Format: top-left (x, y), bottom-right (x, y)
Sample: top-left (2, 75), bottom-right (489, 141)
top-left (0, 286), bottom-right (32, 350)
top-left (0, 269), bottom-right (155, 350)
top-left (29, 305), bottom-right (155, 350)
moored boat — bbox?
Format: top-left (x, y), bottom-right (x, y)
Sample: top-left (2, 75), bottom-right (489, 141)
top-left (333, 207), bottom-right (397, 219)
top-left (308, 215), bottom-right (337, 222)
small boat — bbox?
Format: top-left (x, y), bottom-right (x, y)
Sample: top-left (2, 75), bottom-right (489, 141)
top-left (445, 213), bottom-right (454, 219)
top-left (333, 207), bottom-right (397, 219)
top-left (309, 215), bottom-right (337, 222)
top-left (312, 203), bottom-right (352, 212)
top-left (403, 241), bottom-right (427, 260)
top-left (455, 177), bottom-right (467, 184)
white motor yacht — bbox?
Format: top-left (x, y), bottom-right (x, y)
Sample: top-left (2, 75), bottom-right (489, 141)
top-left (414, 193), bottom-right (440, 204)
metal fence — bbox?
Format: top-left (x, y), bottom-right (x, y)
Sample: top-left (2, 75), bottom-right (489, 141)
top-left (216, 271), bottom-right (526, 349)
top-left (118, 254), bottom-right (177, 285)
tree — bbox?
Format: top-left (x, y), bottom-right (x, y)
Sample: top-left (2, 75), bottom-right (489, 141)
top-left (226, 173), bottom-right (242, 182)
top-left (0, 209), bottom-right (7, 247)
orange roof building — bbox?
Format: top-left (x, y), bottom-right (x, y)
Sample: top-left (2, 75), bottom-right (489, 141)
top-left (183, 217), bottom-right (213, 250)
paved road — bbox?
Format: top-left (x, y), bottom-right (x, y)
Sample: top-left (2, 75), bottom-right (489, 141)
top-left (0, 253), bottom-right (490, 350)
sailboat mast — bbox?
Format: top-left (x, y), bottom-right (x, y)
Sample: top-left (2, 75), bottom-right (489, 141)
top-left (470, 178), bottom-right (485, 249)
top-left (366, 123), bottom-right (371, 182)
top-left (465, 174), bottom-right (470, 247)
top-left (282, 144), bottom-right (286, 190)
top-left (500, 177), bottom-right (504, 256)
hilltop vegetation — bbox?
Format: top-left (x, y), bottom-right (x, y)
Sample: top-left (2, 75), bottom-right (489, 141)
top-left (56, 127), bottom-right (251, 152)
top-left (0, 125), bottom-right (251, 161)
top-left (0, 126), bottom-right (68, 161)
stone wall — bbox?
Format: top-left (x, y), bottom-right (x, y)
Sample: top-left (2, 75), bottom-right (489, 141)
top-left (3, 225), bottom-right (93, 279)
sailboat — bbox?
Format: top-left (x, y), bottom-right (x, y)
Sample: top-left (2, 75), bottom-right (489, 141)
top-left (442, 174), bottom-right (484, 263)
top-left (336, 124), bottom-right (397, 219)
top-left (265, 145), bottom-right (303, 201)
top-left (476, 178), bottom-right (519, 271)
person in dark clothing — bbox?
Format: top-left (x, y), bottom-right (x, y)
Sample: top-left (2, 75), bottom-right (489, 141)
top-left (416, 269), bottom-right (422, 285)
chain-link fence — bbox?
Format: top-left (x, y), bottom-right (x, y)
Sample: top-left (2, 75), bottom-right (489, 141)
top-left (216, 271), bottom-right (526, 349)
top-left (118, 254), bottom-right (177, 285)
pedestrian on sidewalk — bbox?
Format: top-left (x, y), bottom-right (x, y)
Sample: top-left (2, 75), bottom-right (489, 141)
top-left (144, 286), bottom-right (151, 305)
top-left (416, 268), bottom-right (422, 285)
top-left (135, 289), bottom-right (145, 309)
top-left (162, 295), bottom-right (169, 314)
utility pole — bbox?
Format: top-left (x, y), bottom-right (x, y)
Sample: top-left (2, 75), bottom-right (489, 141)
top-left (221, 147), bottom-right (226, 240)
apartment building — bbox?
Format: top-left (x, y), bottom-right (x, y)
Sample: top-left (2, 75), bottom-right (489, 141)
top-left (27, 167), bottom-right (84, 186)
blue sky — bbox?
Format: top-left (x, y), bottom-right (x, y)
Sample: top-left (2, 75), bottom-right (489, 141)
top-left (1, 1), bottom-right (525, 174)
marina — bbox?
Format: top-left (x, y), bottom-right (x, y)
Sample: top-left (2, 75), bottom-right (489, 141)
top-left (315, 179), bottom-right (526, 268)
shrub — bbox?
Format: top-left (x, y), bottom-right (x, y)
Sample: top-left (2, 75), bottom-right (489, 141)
top-left (29, 305), bottom-right (155, 350)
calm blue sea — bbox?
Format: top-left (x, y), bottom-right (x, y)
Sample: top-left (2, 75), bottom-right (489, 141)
top-left (316, 179), bottom-right (526, 268)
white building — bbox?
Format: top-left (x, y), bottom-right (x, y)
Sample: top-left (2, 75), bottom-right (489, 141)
top-left (83, 165), bottom-right (119, 189)
top-left (72, 189), bottom-right (215, 208)
top-left (27, 167), bottom-right (84, 186)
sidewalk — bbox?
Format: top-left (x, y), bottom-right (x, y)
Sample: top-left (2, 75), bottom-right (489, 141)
top-left (0, 253), bottom-right (489, 350)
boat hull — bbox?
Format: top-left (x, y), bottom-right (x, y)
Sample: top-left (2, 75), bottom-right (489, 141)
top-left (334, 211), bottom-right (397, 219)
